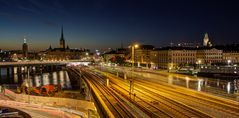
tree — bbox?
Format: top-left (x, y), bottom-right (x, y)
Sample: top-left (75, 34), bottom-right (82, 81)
top-left (110, 56), bottom-right (125, 65)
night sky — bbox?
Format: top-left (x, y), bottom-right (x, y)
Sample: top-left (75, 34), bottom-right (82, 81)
top-left (0, 0), bottom-right (239, 51)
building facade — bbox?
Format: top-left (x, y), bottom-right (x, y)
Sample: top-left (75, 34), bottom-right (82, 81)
top-left (134, 45), bottom-right (154, 67)
top-left (196, 48), bottom-right (223, 64)
top-left (151, 48), bottom-right (196, 69)
top-left (223, 51), bottom-right (239, 64)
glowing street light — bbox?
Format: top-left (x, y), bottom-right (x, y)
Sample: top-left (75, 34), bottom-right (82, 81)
top-left (131, 44), bottom-right (139, 68)
top-left (197, 59), bottom-right (202, 69)
top-left (129, 43), bottom-right (139, 97)
top-left (227, 59), bottom-right (231, 66)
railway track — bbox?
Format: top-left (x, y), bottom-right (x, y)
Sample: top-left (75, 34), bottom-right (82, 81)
top-left (106, 76), bottom-right (211, 118)
top-left (78, 68), bottom-right (140, 118)
top-left (134, 79), bottom-right (239, 118)
top-left (91, 68), bottom-right (213, 117)
top-left (69, 67), bottom-right (239, 118)
top-left (94, 67), bottom-right (239, 117)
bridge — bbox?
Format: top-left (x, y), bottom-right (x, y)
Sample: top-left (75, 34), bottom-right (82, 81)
top-left (0, 60), bottom-right (92, 81)
top-left (0, 61), bottom-right (92, 67)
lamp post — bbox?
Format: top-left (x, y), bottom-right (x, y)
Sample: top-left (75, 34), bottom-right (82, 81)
top-left (130, 44), bottom-right (138, 97)
top-left (131, 44), bottom-right (139, 69)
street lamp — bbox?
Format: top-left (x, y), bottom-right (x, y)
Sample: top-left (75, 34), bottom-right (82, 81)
top-left (227, 59), bottom-right (231, 66)
top-left (131, 44), bottom-right (139, 68)
top-left (198, 60), bottom-right (201, 69)
top-left (130, 44), bottom-right (139, 97)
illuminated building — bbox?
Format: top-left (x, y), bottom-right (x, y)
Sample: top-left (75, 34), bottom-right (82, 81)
top-left (203, 33), bottom-right (212, 47)
top-left (22, 37), bottom-right (28, 59)
top-left (151, 47), bottom-right (196, 69)
top-left (134, 45), bottom-right (154, 67)
top-left (196, 48), bottom-right (223, 64)
top-left (223, 51), bottom-right (239, 64)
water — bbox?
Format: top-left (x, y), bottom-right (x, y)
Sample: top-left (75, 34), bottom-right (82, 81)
top-left (142, 72), bottom-right (239, 101)
top-left (0, 67), bottom-right (72, 89)
top-left (169, 75), bottom-right (239, 94)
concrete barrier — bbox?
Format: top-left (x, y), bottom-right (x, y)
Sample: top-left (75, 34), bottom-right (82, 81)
top-left (4, 88), bottom-right (96, 117)
top-left (13, 94), bottom-right (95, 111)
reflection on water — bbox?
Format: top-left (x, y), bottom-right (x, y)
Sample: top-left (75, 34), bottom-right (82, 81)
top-left (227, 82), bottom-right (231, 94)
top-left (167, 74), bottom-right (239, 95)
top-left (26, 71), bottom-right (71, 89)
top-left (197, 79), bottom-right (203, 91)
top-left (0, 67), bottom-right (71, 89)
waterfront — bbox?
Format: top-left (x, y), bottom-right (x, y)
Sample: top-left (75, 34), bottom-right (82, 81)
top-left (137, 69), bottom-right (239, 101)
top-left (0, 67), bottom-right (72, 90)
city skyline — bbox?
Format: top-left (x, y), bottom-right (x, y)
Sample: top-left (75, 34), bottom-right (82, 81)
top-left (1, 0), bottom-right (239, 51)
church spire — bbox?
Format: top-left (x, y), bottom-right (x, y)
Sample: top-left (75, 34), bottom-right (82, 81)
top-left (61, 25), bottom-right (64, 40)
top-left (59, 26), bottom-right (65, 49)
top-left (48, 45), bottom-right (52, 50)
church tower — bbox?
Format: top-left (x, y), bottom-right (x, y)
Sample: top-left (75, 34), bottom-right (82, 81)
top-left (203, 33), bottom-right (209, 47)
top-left (60, 26), bottom-right (65, 49)
top-left (22, 37), bottom-right (28, 59)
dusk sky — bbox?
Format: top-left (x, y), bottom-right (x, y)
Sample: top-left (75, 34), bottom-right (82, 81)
top-left (0, 0), bottom-right (239, 51)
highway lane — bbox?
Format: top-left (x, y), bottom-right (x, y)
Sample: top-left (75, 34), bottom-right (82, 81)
top-left (92, 66), bottom-right (239, 118)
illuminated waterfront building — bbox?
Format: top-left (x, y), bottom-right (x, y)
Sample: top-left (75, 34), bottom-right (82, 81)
top-left (22, 37), bottom-right (28, 59)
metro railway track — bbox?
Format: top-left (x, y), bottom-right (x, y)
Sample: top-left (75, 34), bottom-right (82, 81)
top-left (106, 76), bottom-right (211, 118)
top-left (92, 68), bottom-right (212, 117)
top-left (80, 69), bottom-right (137, 118)
top-left (86, 68), bottom-right (177, 117)
top-left (134, 79), bottom-right (239, 118)
top-left (70, 67), bottom-right (239, 118)
top-left (110, 83), bottom-right (172, 118)
top-left (100, 68), bottom-right (239, 112)
top-left (102, 68), bottom-right (239, 118)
